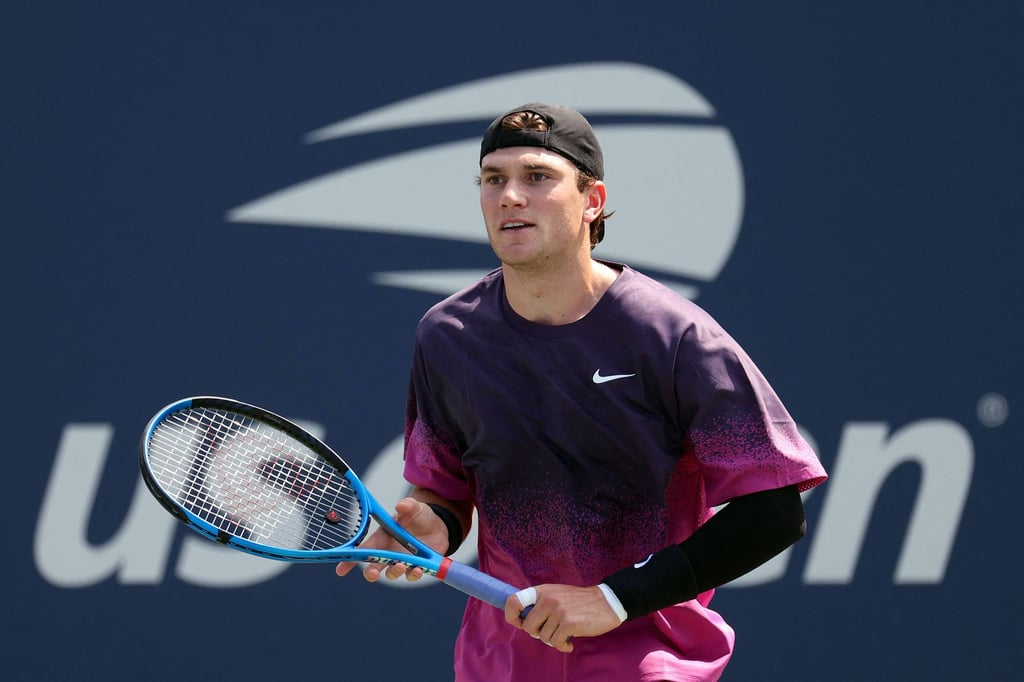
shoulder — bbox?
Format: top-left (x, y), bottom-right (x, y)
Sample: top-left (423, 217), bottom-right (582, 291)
top-left (600, 265), bottom-right (749, 373)
top-left (608, 264), bottom-right (721, 333)
top-left (417, 268), bottom-right (504, 339)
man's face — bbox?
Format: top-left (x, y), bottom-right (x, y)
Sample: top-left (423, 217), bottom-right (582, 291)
top-left (478, 147), bottom-right (603, 270)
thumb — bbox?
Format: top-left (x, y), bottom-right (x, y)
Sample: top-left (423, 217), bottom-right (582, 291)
top-left (394, 496), bottom-right (425, 517)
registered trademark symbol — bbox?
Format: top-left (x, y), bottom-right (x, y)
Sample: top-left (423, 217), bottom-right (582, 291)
top-left (977, 392), bottom-right (1009, 428)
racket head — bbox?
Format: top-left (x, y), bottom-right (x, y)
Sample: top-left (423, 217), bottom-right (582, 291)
top-left (139, 396), bottom-right (374, 562)
top-left (140, 396), bottom-right (523, 612)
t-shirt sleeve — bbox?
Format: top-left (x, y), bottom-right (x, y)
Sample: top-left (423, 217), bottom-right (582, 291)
top-left (676, 317), bottom-right (827, 506)
top-left (402, 341), bottom-right (474, 502)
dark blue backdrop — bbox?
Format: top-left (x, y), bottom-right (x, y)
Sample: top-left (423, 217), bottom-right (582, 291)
top-left (4, 3), bottom-right (1021, 680)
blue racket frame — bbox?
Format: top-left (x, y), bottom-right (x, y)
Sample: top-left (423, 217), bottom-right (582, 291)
top-left (139, 396), bottom-right (523, 612)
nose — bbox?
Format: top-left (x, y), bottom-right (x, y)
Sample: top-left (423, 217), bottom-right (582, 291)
top-left (500, 180), bottom-right (526, 208)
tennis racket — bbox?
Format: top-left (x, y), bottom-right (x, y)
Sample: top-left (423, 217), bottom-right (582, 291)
top-left (139, 396), bottom-right (524, 612)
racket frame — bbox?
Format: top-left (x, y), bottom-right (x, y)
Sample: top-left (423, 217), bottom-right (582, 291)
top-left (139, 396), bottom-right (520, 609)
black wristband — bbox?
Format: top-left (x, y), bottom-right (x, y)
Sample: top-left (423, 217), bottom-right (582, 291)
top-left (426, 503), bottom-right (464, 556)
top-left (602, 544), bottom-right (699, 620)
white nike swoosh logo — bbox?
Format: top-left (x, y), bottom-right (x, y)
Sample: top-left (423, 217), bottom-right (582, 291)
top-left (592, 370), bottom-right (637, 384)
top-left (634, 554), bottom-right (654, 569)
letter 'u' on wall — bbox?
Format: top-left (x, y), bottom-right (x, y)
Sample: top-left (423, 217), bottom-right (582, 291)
top-left (34, 424), bottom-right (177, 587)
top-left (34, 424), bottom-right (288, 588)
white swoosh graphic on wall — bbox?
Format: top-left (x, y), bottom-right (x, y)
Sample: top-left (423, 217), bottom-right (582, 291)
top-left (227, 62), bottom-right (744, 299)
top-left (304, 62), bottom-right (715, 143)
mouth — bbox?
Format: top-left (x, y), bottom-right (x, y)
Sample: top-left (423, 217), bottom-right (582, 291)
top-left (500, 221), bottom-right (533, 232)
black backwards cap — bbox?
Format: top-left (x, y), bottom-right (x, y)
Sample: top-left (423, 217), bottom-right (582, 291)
top-left (479, 103), bottom-right (604, 180)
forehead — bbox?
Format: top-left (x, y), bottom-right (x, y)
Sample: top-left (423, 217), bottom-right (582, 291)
top-left (480, 146), bottom-right (576, 173)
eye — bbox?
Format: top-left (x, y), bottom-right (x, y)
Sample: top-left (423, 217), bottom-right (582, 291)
top-left (528, 172), bottom-right (549, 182)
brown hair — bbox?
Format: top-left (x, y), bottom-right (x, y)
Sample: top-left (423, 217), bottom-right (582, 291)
top-left (498, 112), bottom-right (612, 248)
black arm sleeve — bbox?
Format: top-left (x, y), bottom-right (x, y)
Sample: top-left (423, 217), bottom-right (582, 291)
top-left (602, 484), bottom-right (806, 620)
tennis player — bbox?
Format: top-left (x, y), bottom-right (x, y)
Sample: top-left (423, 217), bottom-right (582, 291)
top-left (337, 103), bottom-right (827, 681)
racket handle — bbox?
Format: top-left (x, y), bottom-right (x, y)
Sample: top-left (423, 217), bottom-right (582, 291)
top-left (441, 559), bottom-right (531, 617)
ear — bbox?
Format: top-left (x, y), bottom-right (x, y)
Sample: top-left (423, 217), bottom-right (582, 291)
top-left (582, 181), bottom-right (607, 224)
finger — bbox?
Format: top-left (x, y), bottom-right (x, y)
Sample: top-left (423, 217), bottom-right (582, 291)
top-left (364, 563), bottom-right (389, 582)
top-left (337, 560), bottom-right (384, 584)
top-left (540, 624), bottom-right (573, 653)
top-left (514, 587), bottom-right (537, 613)
top-left (538, 617), bottom-right (559, 644)
top-left (555, 635), bottom-right (574, 654)
top-left (384, 562), bottom-right (410, 581)
top-left (506, 587), bottom-right (536, 627)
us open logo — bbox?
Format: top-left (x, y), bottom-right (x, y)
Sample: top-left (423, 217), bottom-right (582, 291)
top-left (34, 63), bottom-right (975, 591)
top-left (226, 62), bottom-right (745, 301)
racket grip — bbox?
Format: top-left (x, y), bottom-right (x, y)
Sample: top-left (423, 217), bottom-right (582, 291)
top-left (441, 559), bottom-right (527, 614)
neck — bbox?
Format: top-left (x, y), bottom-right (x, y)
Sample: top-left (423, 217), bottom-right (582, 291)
top-left (503, 258), bottom-right (619, 325)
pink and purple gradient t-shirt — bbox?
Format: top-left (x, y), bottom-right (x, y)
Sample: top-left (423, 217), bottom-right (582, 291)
top-left (404, 264), bottom-right (827, 681)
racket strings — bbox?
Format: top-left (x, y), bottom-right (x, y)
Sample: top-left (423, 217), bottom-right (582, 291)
top-left (146, 407), bottom-right (363, 551)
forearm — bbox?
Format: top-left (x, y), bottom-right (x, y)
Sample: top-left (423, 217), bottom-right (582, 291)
top-left (603, 484), bottom-right (806, 619)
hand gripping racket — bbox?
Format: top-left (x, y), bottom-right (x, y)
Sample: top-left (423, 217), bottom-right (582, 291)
top-left (139, 396), bottom-right (524, 612)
